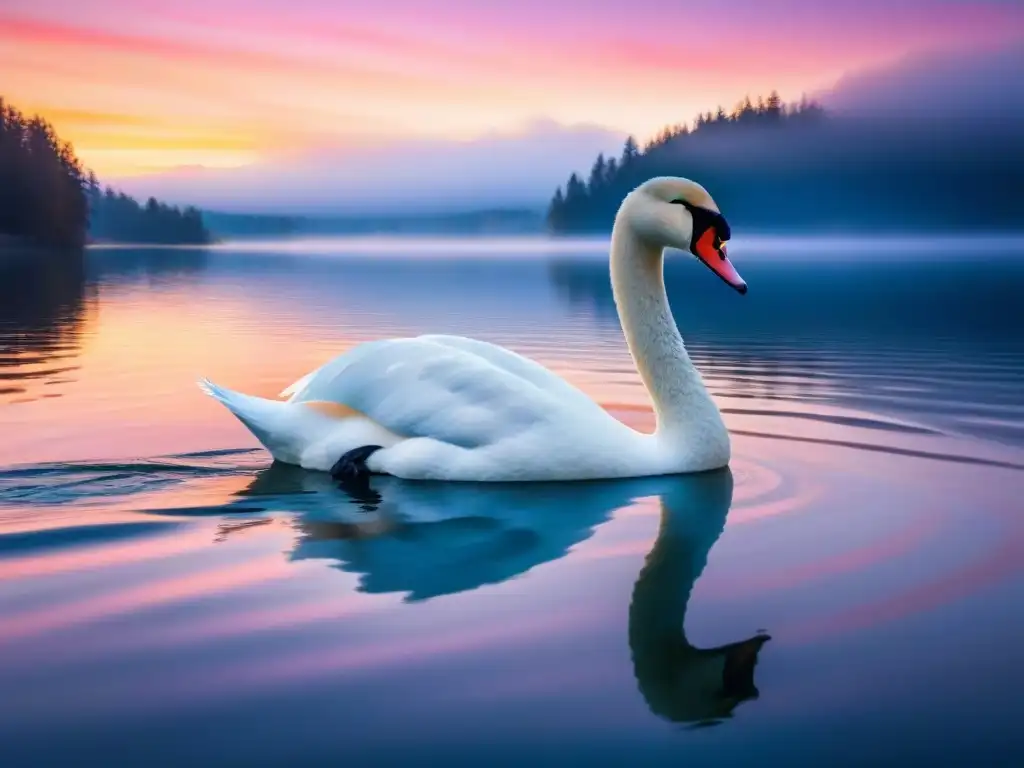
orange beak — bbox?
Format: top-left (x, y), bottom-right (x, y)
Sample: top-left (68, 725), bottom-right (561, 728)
top-left (694, 227), bottom-right (747, 294)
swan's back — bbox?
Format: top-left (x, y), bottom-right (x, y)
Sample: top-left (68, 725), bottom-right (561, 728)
top-left (284, 335), bottom-right (597, 408)
top-left (281, 336), bottom-right (609, 453)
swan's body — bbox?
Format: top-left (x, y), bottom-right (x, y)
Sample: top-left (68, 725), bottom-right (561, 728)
top-left (200, 177), bottom-right (747, 482)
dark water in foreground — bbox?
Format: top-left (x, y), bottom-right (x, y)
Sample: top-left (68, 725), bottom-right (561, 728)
top-left (1, 236), bottom-right (1023, 766)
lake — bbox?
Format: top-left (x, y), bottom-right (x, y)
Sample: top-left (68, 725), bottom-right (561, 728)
top-left (1, 236), bottom-right (1023, 766)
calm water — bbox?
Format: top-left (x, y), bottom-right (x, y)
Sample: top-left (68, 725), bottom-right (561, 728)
top-left (1, 236), bottom-right (1023, 766)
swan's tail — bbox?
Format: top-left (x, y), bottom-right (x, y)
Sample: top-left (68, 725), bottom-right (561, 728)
top-left (198, 378), bottom-right (302, 462)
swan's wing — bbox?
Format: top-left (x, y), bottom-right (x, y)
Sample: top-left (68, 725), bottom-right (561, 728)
top-left (280, 340), bottom-right (395, 401)
top-left (415, 334), bottom-right (598, 408)
top-left (282, 334), bottom-right (601, 409)
top-left (281, 338), bottom-right (409, 400)
top-left (279, 370), bottom-right (316, 399)
top-left (284, 337), bottom-right (566, 448)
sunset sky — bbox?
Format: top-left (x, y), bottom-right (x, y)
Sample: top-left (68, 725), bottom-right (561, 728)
top-left (4, 0), bottom-right (1023, 185)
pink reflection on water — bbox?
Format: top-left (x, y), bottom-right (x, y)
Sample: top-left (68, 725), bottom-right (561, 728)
top-left (0, 524), bottom-right (214, 580)
top-left (4, 604), bottom-right (609, 724)
top-left (789, 517), bottom-right (1024, 642)
top-left (729, 483), bottom-right (825, 525)
top-left (7, 589), bottom-right (381, 669)
top-left (722, 510), bottom-right (947, 598)
top-left (203, 604), bottom-right (606, 695)
top-left (0, 292), bottom-right (300, 465)
top-left (729, 456), bottom-right (784, 503)
top-left (0, 552), bottom-right (292, 643)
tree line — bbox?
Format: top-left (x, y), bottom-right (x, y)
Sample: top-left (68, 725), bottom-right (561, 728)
top-left (1, 97), bottom-right (211, 249)
top-left (547, 91), bottom-right (1023, 233)
top-left (85, 175), bottom-right (210, 245)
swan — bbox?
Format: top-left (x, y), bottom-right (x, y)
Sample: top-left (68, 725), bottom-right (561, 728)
top-left (199, 176), bottom-right (747, 482)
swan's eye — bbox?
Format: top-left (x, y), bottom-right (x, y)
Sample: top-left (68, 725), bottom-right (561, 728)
top-left (716, 217), bottom-right (732, 242)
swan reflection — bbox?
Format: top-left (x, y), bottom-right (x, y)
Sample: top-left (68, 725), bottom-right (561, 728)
top-left (629, 469), bottom-right (770, 724)
top-left (232, 464), bottom-right (769, 723)
top-left (239, 464), bottom-right (640, 600)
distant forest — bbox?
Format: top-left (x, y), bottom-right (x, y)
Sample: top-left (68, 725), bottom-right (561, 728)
top-left (1, 98), bottom-right (211, 249)
top-left (547, 92), bottom-right (1024, 233)
top-left (86, 177), bottom-right (211, 245)
top-left (201, 211), bottom-right (302, 239)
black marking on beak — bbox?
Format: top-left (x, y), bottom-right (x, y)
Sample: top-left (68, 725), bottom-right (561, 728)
top-left (669, 198), bottom-right (731, 255)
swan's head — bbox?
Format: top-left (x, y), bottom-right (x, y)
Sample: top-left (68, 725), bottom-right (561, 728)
top-left (623, 176), bottom-right (747, 294)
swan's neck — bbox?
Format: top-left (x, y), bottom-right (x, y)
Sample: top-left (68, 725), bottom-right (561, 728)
top-left (610, 223), bottom-right (724, 448)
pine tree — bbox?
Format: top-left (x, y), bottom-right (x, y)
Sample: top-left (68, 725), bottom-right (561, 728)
top-left (588, 153), bottom-right (607, 193)
top-left (565, 172), bottom-right (586, 204)
top-left (604, 156), bottom-right (618, 183)
top-left (620, 136), bottom-right (639, 166)
top-left (546, 186), bottom-right (566, 231)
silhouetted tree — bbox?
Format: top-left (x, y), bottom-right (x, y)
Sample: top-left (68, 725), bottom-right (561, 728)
top-left (588, 153), bottom-right (607, 193)
top-left (565, 172), bottom-right (586, 206)
top-left (0, 99), bottom-right (88, 248)
top-left (604, 156), bottom-right (619, 184)
top-left (546, 186), bottom-right (566, 231)
top-left (621, 136), bottom-right (640, 167)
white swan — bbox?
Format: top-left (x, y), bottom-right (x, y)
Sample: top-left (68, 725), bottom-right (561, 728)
top-left (199, 176), bottom-right (747, 482)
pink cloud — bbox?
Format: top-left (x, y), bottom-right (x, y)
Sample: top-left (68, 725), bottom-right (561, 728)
top-left (6, 0), bottom-right (1022, 176)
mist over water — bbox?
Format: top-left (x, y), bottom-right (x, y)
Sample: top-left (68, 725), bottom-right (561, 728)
top-left (1, 237), bottom-right (1022, 764)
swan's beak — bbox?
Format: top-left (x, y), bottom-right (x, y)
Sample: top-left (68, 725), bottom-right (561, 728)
top-left (722, 634), bottom-right (771, 699)
top-left (694, 228), bottom-right (747, 294)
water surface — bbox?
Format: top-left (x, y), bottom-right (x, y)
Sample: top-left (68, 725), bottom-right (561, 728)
top-left (1, 237), bottom-right (1023, 766)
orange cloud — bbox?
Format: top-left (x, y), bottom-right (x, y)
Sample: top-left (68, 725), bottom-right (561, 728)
top-left (15, 107), bottom-right (155, 128)
top-left (2, 12), bottom-right (548, 174)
